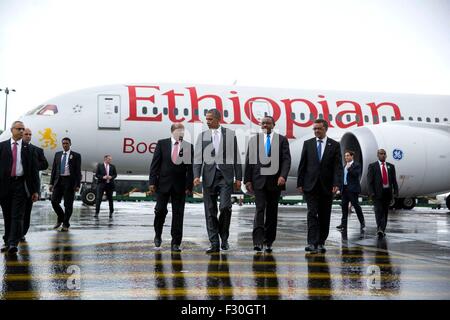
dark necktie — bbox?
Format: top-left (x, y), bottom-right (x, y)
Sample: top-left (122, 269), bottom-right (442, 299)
top-left (61, 152), bottom-right (67, 175)
top-left (317, 140), bottom-right (323, 161)
top-left (11, 142), bottom-right (18, 177)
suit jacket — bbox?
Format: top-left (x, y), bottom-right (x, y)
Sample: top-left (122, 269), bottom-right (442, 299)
top-left (297, 137), bottom-right (343, 194)
top-left (50, 150), bottom-right (82, 189)
top-left (341, 161), bottom-right (362, 193)
top-left (149, 138), bottom-right (194, 194)
top-left (95, 163), bottom-right (117, 189)
top-left (367, 161), bottom-right (399, 200)
top-left (193, 127), bottom-right (243, 188)
top-left (244, 133), bottom-right (291, 191)
top-left (30, 144), bottom-right (49, 171)
top-left (0, 139), bottom-right (39, 198)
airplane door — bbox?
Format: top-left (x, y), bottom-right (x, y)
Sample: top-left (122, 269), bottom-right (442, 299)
top-left (98, 95), bottom-right (121, 129)
top-left (248, 100), bottom-right (271, 134)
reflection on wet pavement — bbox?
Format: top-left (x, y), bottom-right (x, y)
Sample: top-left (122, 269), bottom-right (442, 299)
top-left (0, 202), bottom-right (449, 299)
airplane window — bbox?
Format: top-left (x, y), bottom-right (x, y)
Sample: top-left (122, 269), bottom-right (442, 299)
top-left (36, 104), bottom-right (58, 116)
top-left (336, 115), bottom-right (342, 122)
top-left (318, 114), bottom-right (324, 120)
top-left (346, 115), bottom-right (351, 122)
top-left (291, 112), bottom-right (296, 120)
top-left (417, 117), bottom-right (422, 121)
top-left (400, 116), bottom-right (404, 120)
top-left (444, 118), bottom-right (448, 122)
top-left (382, 116), bottom-right (387, 122)
top-left (373, 115), bottom-right (379, 123)
top-left (184, 108), bottom-right (189, 116)
top-left (153, 107), bottom-right (158, 115)
top-left (310, 114), bottom-right (315, 121)
top-left (174, 108), bottom-right (179, 116)
top-left (391, 116), bottom-right (396, 121)
top-left (142, 107), bottom-right (148, 115)
top-left (301, 113), bottom-right (305, 120)
top-left (163, 108), bottom-right (168, 115)
top-left (408, 116), bottom-right (413, 121)
top-left (355, 115), bottom-right (360, 122)
top-left (194, 109), bottom-right (199, 116)
top-left (328, 114), bottom-right (332, 121)
top-left (224, 110), bottom-right (229, 117)
top-left (364, 115), bottom-right (369, 122)
top-left (435, 118), bottom-right (439, 123)
top-left (426, 117), bottom-right (431, 122)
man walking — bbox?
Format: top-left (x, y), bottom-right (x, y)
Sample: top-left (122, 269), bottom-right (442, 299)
top-left (49, 137), bottom-right (82, 231)
top-left (95, 155), bottom-right (117, 218)
top-left (367, 149), bottom-right (398, 238)
top-left (244, 116), bottom-right (291, 253)
top-left (297, 119), bottom-right (343, 254)
top-left (194, 109), bottom-right (242, 253)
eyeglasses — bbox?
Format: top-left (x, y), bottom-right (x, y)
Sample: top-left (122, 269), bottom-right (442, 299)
top-left (13, 127), bottom-right (25, 131)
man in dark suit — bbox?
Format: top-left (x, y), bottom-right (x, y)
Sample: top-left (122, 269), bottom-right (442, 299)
top-left (0, 121), bottom-right (39, 255)
top-left (297, 119), bottom-right (343, 254)
top-left (367, 149), bottom-right (399, 238)
top-left (244, 116), bottom-right (291, 253)
top-left (149, 123), bottom-right (193, 252)
top-left (95, 155), bottom-right (117, 218)
top-left (21, 128), bottom-right (49, 241)
top-left (336, 150), bottom-right (365, 232)
top-left (49, 137), bottom-right (82, 232)
top-left (194, 109), bottom-right (242, 253)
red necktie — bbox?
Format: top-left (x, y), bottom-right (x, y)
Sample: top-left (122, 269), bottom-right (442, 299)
top-left (381, 162), bottom-right (388, 185)
top-left (11, 142), bottom-right (17, 177)
top-left (172, 141), bottom-right (179, 164)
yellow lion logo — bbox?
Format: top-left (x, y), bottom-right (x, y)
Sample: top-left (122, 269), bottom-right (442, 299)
top-left (39, 128), bottom-right (57, 150)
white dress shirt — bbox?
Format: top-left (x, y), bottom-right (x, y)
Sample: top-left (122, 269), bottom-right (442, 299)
top-left (10, 138), bottom-right (24, 176)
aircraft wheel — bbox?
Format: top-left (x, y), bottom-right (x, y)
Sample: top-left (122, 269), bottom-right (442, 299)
top-left (81, 189), bottom-right (96, 206)
top-left (402, 197), bottom-right (416, 210)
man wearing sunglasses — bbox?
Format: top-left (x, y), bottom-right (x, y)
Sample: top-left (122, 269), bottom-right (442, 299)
top-left (0, 121), bottom-right (39, 255)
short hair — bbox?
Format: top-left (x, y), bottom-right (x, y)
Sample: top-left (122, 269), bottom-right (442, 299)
top-left (206, 109), bottom-right (222, 120)
top-left (62, 137), bottom-right (71, 144)
top-left (262, 116), bottom-right (276, 126)
top-left (171, 123), bottom-right (184, 132)
top-left (10, 121), bottom-right (24, 129)
top-left (104, 155), bottom-right (111, 159)
top-left (314, 119), bottom-right (329, 129)
top-left (345, 150), bottom-right (355, 157)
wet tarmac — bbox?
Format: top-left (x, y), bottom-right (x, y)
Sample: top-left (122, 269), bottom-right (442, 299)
top-left (1, 201), bottom-right (449, 300)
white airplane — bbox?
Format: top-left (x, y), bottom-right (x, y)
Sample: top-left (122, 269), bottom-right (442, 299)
top-left (1, 83), bottom-right (449, 210)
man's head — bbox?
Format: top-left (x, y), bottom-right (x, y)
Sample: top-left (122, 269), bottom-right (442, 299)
top-left (377, 149), bottom-right (387, 162)
top-left (171, 123), bottom-right (185, 141)
top-left (261, 116), bottom-right (275, 134)
top-left (344, 150), bottom-right (354, 163)
top-left (61, 137), bottom-right (71, 152)
top-left (313, 119), bottom-right (328, 139)
top-left (23, 128), bottom-right (32, 143)
top-left (10, 121), bottom-right (25, 141)
top-left (104, 155), bottom-right (112, 164)
top-left (206, 109), bottom-right (221, 129)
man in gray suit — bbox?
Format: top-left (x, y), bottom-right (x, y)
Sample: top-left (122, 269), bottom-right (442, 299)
top-left (194, 109), bottom-right (242, 253)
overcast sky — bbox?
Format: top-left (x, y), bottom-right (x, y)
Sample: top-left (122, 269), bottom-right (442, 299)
top-left (0, 0), bottom-right (449, 129)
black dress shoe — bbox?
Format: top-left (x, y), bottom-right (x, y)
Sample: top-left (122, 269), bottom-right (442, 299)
top-left (20, 237), bottom-right (26, 242)
top-left (60, 227), bottom-right (69, 232)
top-left (8, 246), bottom-right (18, 255)
top-left (317, 244), bottom-right (326, 253)
top-left (154, 236), bottom-right (162, 248)
top-left (377, 230), bottom-right (384, 239)
top-left (206, 246), bottom-right (220, 254)
top-left (221, 241), bottom-right (229, 250)
top-left (265, 245), bottom-right (273, 253)
top-left (171, 244), bottom-right (181, 252)
top-left (94, 213), bottom-right (99, 218)
top-left (336, 225), bottom-right (345, 230)
top-left (305, 244), bottom-right (318, 254)
top-left (109, 212), bottom-right (113, 218)
top-left (254, 244), bottom-right (263, 252)
top-left (1, 245), bottom-right (9, 253)
top-left (53, 222), bottom-right (62, 229)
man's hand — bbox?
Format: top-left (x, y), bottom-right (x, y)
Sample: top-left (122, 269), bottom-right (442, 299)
top-left (277, 177), bottom-right (286, 186)
top-left (103, 175), bottom-right (107, 180)
top-left (75, 187), bottom-right (80, 192)
top-left (245, 182), bottom-right (253, 194)
top-left (297, 186), bottom-right (304, 194)
top-left (332, 186), bottom-right (339, 194)
top-left (234, 180), bottom-right (241, 191)
top-left (193, 177), bottom-right (201, 187)
top-left (31, 193), bottom-right (39, 202)
top-left (49, 185), bottom-right (53, 192)
top-left (149, 185), bottom-right (156, 195)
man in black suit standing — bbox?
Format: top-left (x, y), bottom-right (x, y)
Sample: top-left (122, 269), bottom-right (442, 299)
top-left (149, 123), bottom-right (193, 252)
top-left (244, 116), bottom-right (291, 253)
top-left (194, 109), bottom-right (242, 253)
top-left (297, 119), bottom-right (343, 254)
top-left (21, 128), bottom-right (49, 241)
top-left (49, 137), bottom-right (82, 232)
top-left (0, 121), bottom-right (39, 255)
top-left (95, 155), bottom-right (117, 218)
top-left (336, 150), bottom-right (365, 232)
top-left (367, 149), bottom-right (399, 238)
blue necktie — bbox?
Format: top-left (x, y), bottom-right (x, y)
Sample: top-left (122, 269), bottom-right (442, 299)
top-left (344, 167), bottom-right (348, 185)
top-left (265, 134), bottom-right (271, 157)
top-left (60, 152), bottom-right (67, 175)
top-left (317, 140), bottom-right (323, 161)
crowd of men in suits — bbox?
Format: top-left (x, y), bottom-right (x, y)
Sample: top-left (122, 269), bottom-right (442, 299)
top-left (0, 111), bottom-right (398, 255)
